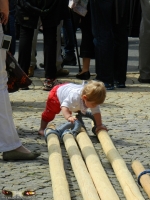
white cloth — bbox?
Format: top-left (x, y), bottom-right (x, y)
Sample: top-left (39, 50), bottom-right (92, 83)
top-left (57, 82), bottom-right (100, 114)
top-left (0, 24), bottom-right (21, 152)
top-left (69, 0), bottom-right (88, 17)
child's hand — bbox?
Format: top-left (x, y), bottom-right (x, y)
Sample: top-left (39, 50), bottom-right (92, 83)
top-left (67, 116), bottom-right (77, 123)
top-left (96, 124), bottom-right (107, 133)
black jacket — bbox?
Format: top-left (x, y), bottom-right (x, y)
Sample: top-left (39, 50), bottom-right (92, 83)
top-left (16, 0), bottom-right (69, 29)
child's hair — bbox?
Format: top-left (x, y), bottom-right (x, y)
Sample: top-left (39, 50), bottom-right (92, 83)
top-left (82, 80), bottom-right (106, 104)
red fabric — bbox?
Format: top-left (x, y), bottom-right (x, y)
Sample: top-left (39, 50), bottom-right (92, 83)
top-left (42, 83), bottom-right (67, 122)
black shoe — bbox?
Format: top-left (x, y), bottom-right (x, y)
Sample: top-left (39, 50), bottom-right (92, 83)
top-left (62, 54), bottom-right (77, 66)
top-left (114, 81), bottom-right (126, 88)
top-left (94, 78), bottom-right (114, 90)
top-left (76, 71), bottom-right (90, 80)
top-left (104, 83), bottom-right (114, 90)
top-left (39, 63), bottom-right (45, 68)
top-left (3, 150), bottom-right (41, 161)
top-left (43, 79), bottom-right (62, 91)
top-left (138, 77), bottom-right (150, 83)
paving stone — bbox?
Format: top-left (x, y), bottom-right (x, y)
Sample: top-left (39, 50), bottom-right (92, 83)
top-left (1, 37), bottom-right (150, 200)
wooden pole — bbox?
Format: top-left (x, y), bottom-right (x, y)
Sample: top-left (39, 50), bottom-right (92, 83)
top-left (96, 129), bottom-right (144, 200)
top-left (132, 160), bottom-right (150, 198)
top-left (46, 125), bottom-right (71, 200)
top-left (63, 133), bottom-right (100, 200)
top-left (76, 128), bottom-right (119, 200)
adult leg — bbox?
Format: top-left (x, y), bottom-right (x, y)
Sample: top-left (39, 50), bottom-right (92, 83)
top-left (113, 0), bottom-right (128, 86)
top-left (62, 10), bottom-right (77, 66)
top-left (56, 21), bottom-right (69, 77)
top-left (18, 26), bottom-right (34, 75)
top-left (42, 25), bottom-right (62, 91)
top-left (138, 0), bottom-right (150, 82)
top-left (43, 26), bottom-right (57, 79)
top-left (76, 3), bottom-right (94, 80)
top-left (90, 0), bottom-right (114, 86)
top-left (80, 4), bottom-right (94, 59)
top-left (0, 24), bottom-right (21, 152)
top-left (0, 25), bottom-right (40, 160)
top-left (63, 18), bottom-right (75, 57)
top-left (28, 18), bottom-right (41, 77)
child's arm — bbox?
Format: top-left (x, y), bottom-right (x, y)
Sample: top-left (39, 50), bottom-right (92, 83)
top-left (93, 112), bottom-right (107, 133)
top-left (61, 106), bottom-right (77, 123)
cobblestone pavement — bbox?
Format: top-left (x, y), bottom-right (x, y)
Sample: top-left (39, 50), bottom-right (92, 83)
top-left (0, 36), bottom-right (150, 200)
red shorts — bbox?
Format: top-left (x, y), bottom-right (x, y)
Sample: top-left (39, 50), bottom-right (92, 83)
top-left (42, 83), bottom-right (67, 122)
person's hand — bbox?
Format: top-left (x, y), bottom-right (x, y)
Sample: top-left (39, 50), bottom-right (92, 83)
top-left (95, 124), bottom-right (107, 133)
top-left (0, 12), bottom-right (8, 24)
top-left (0, 0), bottom-right (9, 25)
top-left (67, 116), bottom-right (77, 123)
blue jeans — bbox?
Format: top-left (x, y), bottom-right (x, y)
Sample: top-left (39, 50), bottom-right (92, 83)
top-left (90, 0), bottom-right (128, 83)
top-left (62, 18), bottom-right (75, 56)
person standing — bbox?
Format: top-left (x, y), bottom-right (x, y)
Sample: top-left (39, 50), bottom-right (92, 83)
top-left (0, 0), bottom-right (40, 161)
top-left (90, 0), bottom-right (128, 90)
top-left (16, 0), bottom-right (69, 90)
top-left (138, 0), bottom-right (150, 83)
top-left (63, 3), bottom-right (95, 80)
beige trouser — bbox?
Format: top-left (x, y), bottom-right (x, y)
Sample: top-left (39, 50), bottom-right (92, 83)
top-left (139, 0), bottom-right (150, 79)
top-left (0, 24), bottom-right (21, 152)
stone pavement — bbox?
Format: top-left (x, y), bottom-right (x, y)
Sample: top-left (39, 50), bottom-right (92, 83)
top-left (0, 34), bottom-right (150, 200)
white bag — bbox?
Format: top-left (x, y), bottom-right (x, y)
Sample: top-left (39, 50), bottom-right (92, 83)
top-left (69, 0), bottom-right (88, 17)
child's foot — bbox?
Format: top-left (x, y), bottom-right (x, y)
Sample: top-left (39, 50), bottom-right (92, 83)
top-left (38, 130), bottom-right (44, 136)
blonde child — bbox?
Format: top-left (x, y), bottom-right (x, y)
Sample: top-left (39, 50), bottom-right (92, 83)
top-left (38, 80), bottom-right (107, 135)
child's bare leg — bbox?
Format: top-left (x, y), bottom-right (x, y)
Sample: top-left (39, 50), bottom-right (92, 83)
top-left (38, 119), bottom-right (48, 136)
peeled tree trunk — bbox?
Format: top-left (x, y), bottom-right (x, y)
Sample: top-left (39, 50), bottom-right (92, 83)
top-left (63, 133), bottom-right (100, 200)
top-left (46, 125), bottom-right (71, 200)
top-left (96, 129), bottom-right (144, 200)
top-left (132, 160), bottom-right (150, 198)
top-left (76, 128), bottom-right (119, 200)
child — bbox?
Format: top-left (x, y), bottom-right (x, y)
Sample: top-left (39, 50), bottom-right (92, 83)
top-left (38, 80), bottom-right (107, 136)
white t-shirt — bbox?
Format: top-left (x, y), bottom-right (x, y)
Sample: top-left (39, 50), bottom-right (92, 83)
top-left (57, 83), bottom-right (100, 114)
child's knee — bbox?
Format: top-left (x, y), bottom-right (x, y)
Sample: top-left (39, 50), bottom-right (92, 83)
top-left (42, 111), bottom-right (55, 122)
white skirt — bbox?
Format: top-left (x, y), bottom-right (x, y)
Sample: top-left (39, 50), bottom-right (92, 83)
top-left (0, 24), bottom-right (21, 152)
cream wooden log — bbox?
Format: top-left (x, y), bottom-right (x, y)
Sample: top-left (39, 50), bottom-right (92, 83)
top-left (47, 125), bottom-right (71, 200)
top-left (63, 133), bottom-right (100, 200)
top-left (132, 160), bottom-right (150, 198)
top-left (76, 128), bottom-right (119, 200)
top-left (97, 129), bottom-right (144, 200)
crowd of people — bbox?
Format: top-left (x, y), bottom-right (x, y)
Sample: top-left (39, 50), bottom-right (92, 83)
top-left (0, 0), bottom-right (150, 161)
top-left (3, 0), bottom-right (150, 89)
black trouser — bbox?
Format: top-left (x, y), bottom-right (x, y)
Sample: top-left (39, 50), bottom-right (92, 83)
top-left (90, 0), bottom-right (128, 84)
top-left (63, 3), bottom-right (95, 59)
top-left (72, 4), bottom-right (95, 58)
top-left (18, 25), bottom-right (57, 79)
